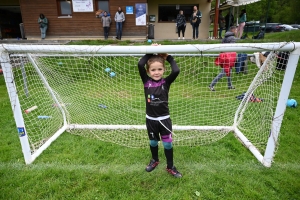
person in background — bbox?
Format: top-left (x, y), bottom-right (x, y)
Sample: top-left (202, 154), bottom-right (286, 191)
top-left (225, 11), bottom-right (234, 32)
top-left (114, 7), bottom-right (125, 40)
top-left (176, 10), bottom-right (186, 40)
top-left (209, 25), bottom-right (245, 91)
top-left (236, 9), bottom-right (247, 39)
top-left (190, 5), bottom-right (202, 39)
top-left (38, 13), bottom-right (48, 39)
top-left (218, 10), bottom-right (225, 39)
top-left (101, 11), bottom-right (111, 40)
top-left (208, 52), bottom-right (237, 91)
top-left (222, 26), bottom-right (247, 74)
top-left (222, 26), bottom-right (237, 43)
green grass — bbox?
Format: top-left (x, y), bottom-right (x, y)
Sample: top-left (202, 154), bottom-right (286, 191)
top-left (68, 29), bottom-right (300, 45)
top-left (1, 33), bottom-right (300, 199)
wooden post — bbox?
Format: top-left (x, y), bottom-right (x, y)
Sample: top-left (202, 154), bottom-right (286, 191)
top-left (213, 0), bottom-right (220, 38)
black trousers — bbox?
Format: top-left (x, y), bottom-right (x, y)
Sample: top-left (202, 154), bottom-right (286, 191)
top-left (103, 27), bottom-right (109, 39)
top-left (177, 25), bottom-right (186, 37)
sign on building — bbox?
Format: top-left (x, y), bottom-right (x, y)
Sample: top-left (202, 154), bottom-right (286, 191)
top-left (135, 3), bottom-right (147, 26)
top-left (72, 0), bottom-right (94, 12)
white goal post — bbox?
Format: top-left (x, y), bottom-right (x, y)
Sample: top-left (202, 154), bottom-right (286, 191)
top-left (1, 42), bottom-right (299, 166)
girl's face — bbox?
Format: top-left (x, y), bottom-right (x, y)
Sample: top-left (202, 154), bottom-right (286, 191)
top-left (147, 61), bottom-right (165, 81)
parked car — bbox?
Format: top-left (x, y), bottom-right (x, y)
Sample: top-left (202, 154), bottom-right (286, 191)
top-left (290, 24), bottom-right (300, 29)
top-left (244, 21), bottom-right (261, 32)
top-left (259, 23), bottom-right (285, 33)
top-left (279, 24), bottom-right (298, 31)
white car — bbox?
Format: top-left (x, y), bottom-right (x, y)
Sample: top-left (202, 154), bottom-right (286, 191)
top-left (279, 24), bottom-right (298, 31)
top-left (290, 24), bottom-right (300, 29)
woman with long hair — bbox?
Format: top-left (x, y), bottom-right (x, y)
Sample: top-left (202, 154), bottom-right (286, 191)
top-left (236, 9), bottom-right (246, 39)
top-left (38, 13), bottom-right (48, 39)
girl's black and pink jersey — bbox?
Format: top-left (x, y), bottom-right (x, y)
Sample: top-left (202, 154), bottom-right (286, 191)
top-left (138, 54), bottom-right (180, 119)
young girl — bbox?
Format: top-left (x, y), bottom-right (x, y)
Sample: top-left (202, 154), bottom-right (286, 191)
top-left (137, 44), bottom-right (182, 178)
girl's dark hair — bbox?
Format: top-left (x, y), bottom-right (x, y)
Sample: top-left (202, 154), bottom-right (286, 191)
top-left (239, 9), bottom-right (246, 17)
top-left (40, 13), bottom-right (45, 18)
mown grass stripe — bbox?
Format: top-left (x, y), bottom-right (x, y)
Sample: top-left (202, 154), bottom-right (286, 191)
top-left (1, 161), bottom-right (299, 173)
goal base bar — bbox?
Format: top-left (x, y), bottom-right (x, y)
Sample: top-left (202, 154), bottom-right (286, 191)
top-left (69, 124), bottom-right (270, 166)
top-left (68, 124), bottom-right (234, 131)
top-left (234, 127), bottom-right (271, 167)
top-left (27, 125), bottom-right (68, 164)
top-left (28, 124), bottom-right (269, 166)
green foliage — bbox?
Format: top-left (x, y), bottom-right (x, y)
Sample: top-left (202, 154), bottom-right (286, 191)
top-left (236, 0), bottom-right (300, 24)
top-left (213, 0), bottom-right (300, 24)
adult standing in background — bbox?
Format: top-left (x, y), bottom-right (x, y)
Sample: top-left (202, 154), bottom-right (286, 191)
top-left (225, 11), bottom-right (234, 32)
top-left (38, 13), bottom-right (48, 39)
top-left (190, 6), bottom-right (202, 40)
top-left (218, 10), bottom-right (225, 39)
top-left (176, 10), bottom-right (186, 40)
top-left (114, 7), bottom-right (125, 40)
top-left (236, 9), bottom-right (247, 39)
top-left (101, 11), bottom-right (111, 40)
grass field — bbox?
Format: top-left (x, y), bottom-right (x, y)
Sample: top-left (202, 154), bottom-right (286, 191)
top-left (1, 32), bottom-right (300, 199)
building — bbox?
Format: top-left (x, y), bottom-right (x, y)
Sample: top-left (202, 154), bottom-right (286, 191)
top-left (0, 0), bottom-right (212, 40)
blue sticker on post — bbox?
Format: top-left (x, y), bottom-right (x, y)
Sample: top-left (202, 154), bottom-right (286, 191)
top-left (17, 127), bottom-right (26, 137)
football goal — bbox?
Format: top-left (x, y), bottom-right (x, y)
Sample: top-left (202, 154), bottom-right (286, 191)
top-left (1, 42), bottom-right (299, 166)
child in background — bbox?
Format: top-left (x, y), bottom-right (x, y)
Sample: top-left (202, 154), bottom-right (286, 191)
top-left (209, 52), bottom-right (237, 91)
top-left (137, 43), bottom-right (182, 178)
top-left (101, 11), bottom-right (111, 40)
top-left (176, 10), bottom-right (186, 40)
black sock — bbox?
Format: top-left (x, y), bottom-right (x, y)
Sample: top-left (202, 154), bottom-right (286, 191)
top-left (164, 148), bottom-right (173, 169)
top-left (150, 145), bottom-right (159, 162)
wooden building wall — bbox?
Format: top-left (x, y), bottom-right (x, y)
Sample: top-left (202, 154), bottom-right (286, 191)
top-left (19, 0), bottom-right (147, 38)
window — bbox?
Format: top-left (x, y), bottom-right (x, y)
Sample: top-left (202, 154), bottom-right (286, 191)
top-left (158, 4), bottom-right (195, 22)
top-left (57, 0), bottom-right (72, 16)
top-left (97, 0), bottom-right (109, 13)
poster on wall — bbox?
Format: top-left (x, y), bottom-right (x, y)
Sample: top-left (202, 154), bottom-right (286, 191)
top-left (126, 6), bottom-right (133, 14)
top-left (135, 3), bottom-right (147, 26)
top-left (72, 0), bottom-right (93, 12)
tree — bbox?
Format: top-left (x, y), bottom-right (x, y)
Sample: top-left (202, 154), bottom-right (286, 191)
top-left (290, 0), bottom-right (300, 24)
top-left (215, 0), bottom-right (300, 24)
top-left (245, 0), bottom-right (300, 24)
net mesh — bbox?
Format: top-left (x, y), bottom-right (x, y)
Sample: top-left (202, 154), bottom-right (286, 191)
top-left (2, 45), bottom-right (289, 154)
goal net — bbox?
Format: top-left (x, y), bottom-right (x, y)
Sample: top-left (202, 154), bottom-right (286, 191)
top-left (1, 42), bottom-right (299, 166)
